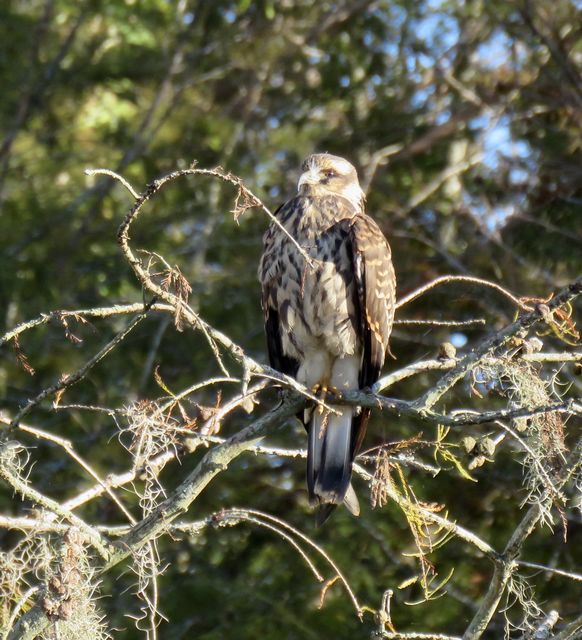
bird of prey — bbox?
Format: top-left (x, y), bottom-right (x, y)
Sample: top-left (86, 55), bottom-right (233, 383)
top-left (258, 153), bottom-right (396, 524)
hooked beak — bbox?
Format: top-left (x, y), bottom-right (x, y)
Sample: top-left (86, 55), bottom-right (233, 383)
top-left (298, 168), bottom-right (320, 189)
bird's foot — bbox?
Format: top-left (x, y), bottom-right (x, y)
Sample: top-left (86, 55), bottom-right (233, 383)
top-left (311, 383), bottom-right (328, 414)
top-left (310, 383), bottom-right (325, 396)
top-left (311, 384), bottom-right (342, 414)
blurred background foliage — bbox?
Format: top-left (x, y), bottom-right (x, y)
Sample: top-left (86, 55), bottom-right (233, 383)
top-left (1, 0), bottom-right (581, 638)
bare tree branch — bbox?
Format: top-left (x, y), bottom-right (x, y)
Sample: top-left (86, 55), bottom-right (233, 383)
top-left (415, 277), bottom-right (582, 411)
top-left (9, 308), bottom-right (150, 427)
top-left (0, 443), bottom-right (113, 560)
top-left (3, 163), bottom-right (580, 640)
top-left (462, 505), bottom-right (542, 640)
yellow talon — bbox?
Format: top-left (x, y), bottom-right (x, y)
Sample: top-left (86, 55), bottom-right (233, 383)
top-left (310, 384), bottom-right (327, 413)
top-left (311, 384), bottom-right (342, 413)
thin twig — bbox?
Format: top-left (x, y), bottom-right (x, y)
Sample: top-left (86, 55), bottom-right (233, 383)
top-left (208, 510), bottom-right (325, 582)
top-left (462, 505), bottom-right (541, 639)
top-left (552, 612), bottom-right (582, 640)
top-left (394, 318), bottom-right (486, 327)
top-left (62, 450), bottom-right (176, 513)
top-left (0, 302), bottom-right (173, 347)
top-left (9, 309), bottom-right (149, 427)
top-left (115, 174), bottom-right (324, 401)
top-left (0, 415), bottom-right (135, 524)
top-left (517, 561), bottom-right (582, 583)
top-left (414, 277), bottom-right (582, 411)
top-left (379, 633), bottom-right (462, 640)
top-left (2, 586), bottom-right (39, 640)
top-left (84, 168), bottom-right (140, 199)
top-left (0, 515), bottom-right (71, 533)
top-left (354, 464), bottom-right (499, 562)
top-left (0, 443), bottom-right (112, 560)
top-left (374, 352), bottom-right (582, 393)
top-left (396, 275), bottom-right (532, 311)
top-left (235, 508), bottom-right (363, 616)
top-left (115, 164), bottom-right (315, 269)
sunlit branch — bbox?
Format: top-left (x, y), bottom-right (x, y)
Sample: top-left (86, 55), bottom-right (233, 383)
top-left (9, 309), bottom-right (150, 427)
top-left (0, 302), bottom-right (173, 347)
top-left (0, 443), bottom-right (112, 560)
top-left (396, 275), bottom-right (534, 311)
top-left (0, 415), bottom-right (135, 524)
top-left (414, 277), bottom-right (582, 411)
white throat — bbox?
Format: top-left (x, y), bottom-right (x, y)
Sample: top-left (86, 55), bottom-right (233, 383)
top-left (341, 182), bottom-right (365, 211)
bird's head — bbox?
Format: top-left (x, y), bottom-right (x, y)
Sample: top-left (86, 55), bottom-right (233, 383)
top-left (297, 153), bottom-right (365, 210)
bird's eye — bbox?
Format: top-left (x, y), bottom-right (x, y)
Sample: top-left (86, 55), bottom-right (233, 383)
top-left (323, 169), bottom-right (337, 178)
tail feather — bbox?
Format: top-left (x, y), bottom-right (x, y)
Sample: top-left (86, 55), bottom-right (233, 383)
top-left (306, 407), bottom-right (319, 504)
top-left (315, 503), bottom-right (337, 527)
top-left (343, 482), bottom-right (360, 516)
top-left (307, 404), bottom-right (354, 512)
top-left (315, 482), bottom-right (360, 526)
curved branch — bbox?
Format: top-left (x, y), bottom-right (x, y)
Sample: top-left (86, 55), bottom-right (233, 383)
top-left (7, 395), bottom-right (304, 640)
top-left (414, 277), bottom-right (582, 411)
top-left (0, 443), bottom-right (112, 560)
top-left (0, 302), bottom-right (173, 347)
top-left (396, 275), bottom-right (532, 311)
top-left (9, 309), bottom-right (150, 427)
top-left (461, 505), bottom-right (541, 640)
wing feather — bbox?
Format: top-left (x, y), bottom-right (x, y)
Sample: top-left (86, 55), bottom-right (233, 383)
top-left (259, 202), bottom-right (300, 378)
top-left (345, 214), bottom-right (396, 388)
top-left (264, 306), bottom-right (299, 377)
top-left (336, 211), bottom-right (396, 465)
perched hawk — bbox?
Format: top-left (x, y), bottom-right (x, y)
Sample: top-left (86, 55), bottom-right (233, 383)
top-left (259, 153), bottom-right (396, 523)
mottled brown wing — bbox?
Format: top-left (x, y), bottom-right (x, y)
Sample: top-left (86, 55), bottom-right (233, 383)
top-left (346, 214), bottom-right (396, 389)
top-left (259, 202), bottom-right (300, 378)
top-left (263, 306), bottom-right (299, 378)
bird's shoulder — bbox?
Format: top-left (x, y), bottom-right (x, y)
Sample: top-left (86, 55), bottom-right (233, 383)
top-left (344, 211), bottom-right (392, 254)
